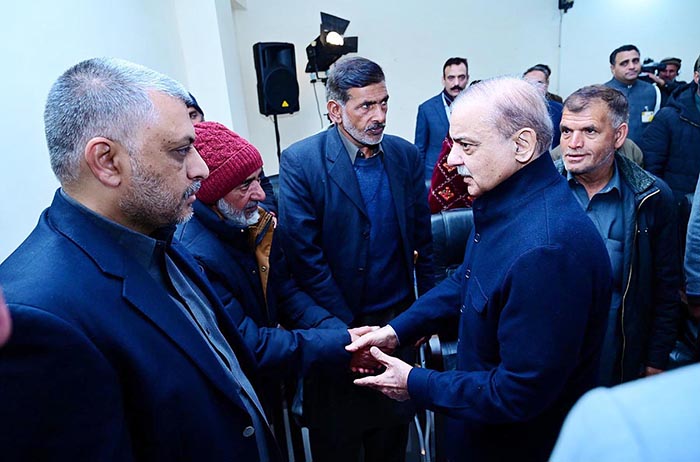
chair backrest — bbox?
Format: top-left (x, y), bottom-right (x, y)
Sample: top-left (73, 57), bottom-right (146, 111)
top-left (430, 207), bottom-right (474, 283)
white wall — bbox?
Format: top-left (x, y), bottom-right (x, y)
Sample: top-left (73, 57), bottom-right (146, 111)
top-left (232, 0), bottom-right (700, 175)
top-left (2, 0), bottom-right (699, 261)
top-left (0, 0), bottom-right (240, 261)
top-left (232, 0), bottom-right (563, 174)
top-left (559, 0), bottom-right (700, 97)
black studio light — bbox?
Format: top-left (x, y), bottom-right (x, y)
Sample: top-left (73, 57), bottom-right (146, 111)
top-left (305, 12), bottom-right (358, 81)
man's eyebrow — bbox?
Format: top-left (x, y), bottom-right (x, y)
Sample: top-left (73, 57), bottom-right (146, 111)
top-left (167, 135), bottom-right (195, 148)
top-left (453, 136), bottom-right (479, 144)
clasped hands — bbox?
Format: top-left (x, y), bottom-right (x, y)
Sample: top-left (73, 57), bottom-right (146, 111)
top-left (345, 325), bottom-right (412, 401)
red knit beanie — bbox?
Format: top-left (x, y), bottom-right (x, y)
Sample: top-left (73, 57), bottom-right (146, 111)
top-left (194, 121), bottom-right (263, 204)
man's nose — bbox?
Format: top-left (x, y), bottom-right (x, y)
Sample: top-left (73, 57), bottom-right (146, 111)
top-left (189, 146), bottom-right (209, 180)
top-left (372, 105), bottom-right (387, 123)
top-left (249, 180), bottom-right (266, 202)
top-left (568, 131), bottom-right (584, 148)
top-left (446, 144), bottom-right (462, 166)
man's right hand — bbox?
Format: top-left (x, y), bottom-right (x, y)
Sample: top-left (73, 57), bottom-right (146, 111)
top-left (346, 325), bottom-right (399, 353)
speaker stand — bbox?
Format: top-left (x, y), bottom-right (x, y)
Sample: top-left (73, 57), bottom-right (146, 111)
top-left (273, 114), bottom-right (281, 160)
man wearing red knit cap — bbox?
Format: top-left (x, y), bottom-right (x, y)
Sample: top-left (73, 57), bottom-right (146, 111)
top-left (176, 121), bottom-right (371, 456)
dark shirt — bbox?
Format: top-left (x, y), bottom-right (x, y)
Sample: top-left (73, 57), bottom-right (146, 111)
top-left (567, 163), bottom-right (628, 386)
top-left (339, 131), bottom-right (411, 314)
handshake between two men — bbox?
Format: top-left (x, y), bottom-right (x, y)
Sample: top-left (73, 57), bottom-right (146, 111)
top-left (346, 325), bottom-right (413, 402)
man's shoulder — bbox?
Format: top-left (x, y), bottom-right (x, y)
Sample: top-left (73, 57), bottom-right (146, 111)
top-left (616, 154), bottom-right (672, 199)
top-left (418, 93), bottom-right (443, 109)
top-left (603, 78), bottom-right (618, 88)
top-left (383, 134), bottom-right (420, 159)
top-left (176, 212), bottom-right (216, 249)
top-left (0, 221), bottom-right (117, 319)
top-left (285, 128), bottom-right (332, 152)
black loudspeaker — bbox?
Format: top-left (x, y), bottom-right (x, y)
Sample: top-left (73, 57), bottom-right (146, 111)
top-left (253, 42), bottom-right (300, 116)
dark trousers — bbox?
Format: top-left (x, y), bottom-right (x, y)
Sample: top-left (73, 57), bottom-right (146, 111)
top-left (310, 423), bottom-right (408, 462)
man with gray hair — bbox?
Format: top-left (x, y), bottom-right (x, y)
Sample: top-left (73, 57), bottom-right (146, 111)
top-left (278, 55), bottom-right (435, 461)
top-left (557, 84), bottom-right (681, 387)
top-left (0, 58), bottom-right (281, 461)
top-left (347, 76), bottom-right (612, 461)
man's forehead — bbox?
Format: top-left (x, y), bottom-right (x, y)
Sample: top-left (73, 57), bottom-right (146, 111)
top-left (347, 82), bottom-right (387, 98)
top-left (450, 100), bottom-right (489, 133)
top-left (615, 50), bottom-right (639, 63)
top-left (444, 64), bottom-right (467, 75)
top-left (562, 103), bottom-right (609, 124)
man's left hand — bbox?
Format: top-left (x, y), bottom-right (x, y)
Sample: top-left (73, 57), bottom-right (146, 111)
top-left (353, 346), bottom-right (412, 401)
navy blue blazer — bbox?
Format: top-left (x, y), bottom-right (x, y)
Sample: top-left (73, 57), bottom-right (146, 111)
top-left (176, 203), bottom-right (350, 379)
top-left (390, 154), bottom-right (612, 461)
top-left (0, 191), bottom-right (279, 461)
top-left (278, 127), bottom-right (435, 324)
top-left (415, 93), bottom-right (449, 180)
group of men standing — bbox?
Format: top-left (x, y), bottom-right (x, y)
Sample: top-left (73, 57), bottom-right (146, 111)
top-left (0, 46), bottom-right (696, 462)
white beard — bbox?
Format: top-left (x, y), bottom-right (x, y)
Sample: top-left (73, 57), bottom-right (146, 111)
top-left (217, 199), bottom-right (260, 227)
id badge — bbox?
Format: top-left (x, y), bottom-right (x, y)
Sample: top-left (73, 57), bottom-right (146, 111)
top-left (641, 111), bottom-right (654, 123)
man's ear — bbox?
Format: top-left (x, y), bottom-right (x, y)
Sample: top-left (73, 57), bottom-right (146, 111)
top-left (83, 137), bottom-right (124, 188)
top-left (513, 128), bottom-right (537, 164)
top-left (613, 123), bottom-right (629, 150)
top-left (327, 100), bottom-right (343, 125)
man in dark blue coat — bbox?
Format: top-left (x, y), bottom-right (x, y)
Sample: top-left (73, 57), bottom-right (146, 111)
top-left (0, 58), bottom-right (280, 461)
top-left (278, 56), bottom-right (436, 461)
top-left (415, 57), bottom-right (469, 180)
top-left (348, 76), bottom-right (612, 462)
top-left (175, 121), bottom-right (362, 457)
top-left (640, 55), bottom-right (700, 204)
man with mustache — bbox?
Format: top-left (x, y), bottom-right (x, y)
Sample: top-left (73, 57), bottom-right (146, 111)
top-left (346, 77), bottom-right (613, 462)
top-left (556, 85), bottom-right (681, 386)
top-left (0, 58), bottom-right (281, 461)
top-left (604, 44), bottom-right (660, 143)
top-left (278, 56), bottom-right (435, 461)
top-left (415, 57), bottom-right (469, 180)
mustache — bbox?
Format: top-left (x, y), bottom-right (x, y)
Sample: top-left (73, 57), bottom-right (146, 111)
top-left (184, 181), bottom-right (201, 199)
top-left (366, 123), bottom-right (385, 132)
top-left (456, 165), bottom-right (472, 177)
top-left (451, 85), bottom-right (465, 92)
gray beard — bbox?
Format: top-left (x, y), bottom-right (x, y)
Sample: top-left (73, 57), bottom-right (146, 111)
top-left (217, 198), bottom-right (260, 227)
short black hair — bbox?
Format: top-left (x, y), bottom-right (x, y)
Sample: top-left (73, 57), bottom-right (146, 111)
top-left (443, 57), bottom-right (469, 76)
top-left (187, 92), bottom-right (204, 119)
top-left (326, 56), bottom-right (385, 104)
top-left (524, 64), bottom-right (552, 79)
top-left (609, 44), bottom-right (640, 65)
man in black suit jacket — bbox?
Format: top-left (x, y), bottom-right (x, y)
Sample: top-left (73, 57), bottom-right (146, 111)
top-left (0, 58), bottom-right (280, 461)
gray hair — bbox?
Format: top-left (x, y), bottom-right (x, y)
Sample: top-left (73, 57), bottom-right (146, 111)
top-left (326, 56), bottom-right (385, 104)
top-left (44, 57), bottom-right (192, 184)
top-left (454, 76), bottom-right (553, 155)
top-left (563, 85), bottom-right (629, 129)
